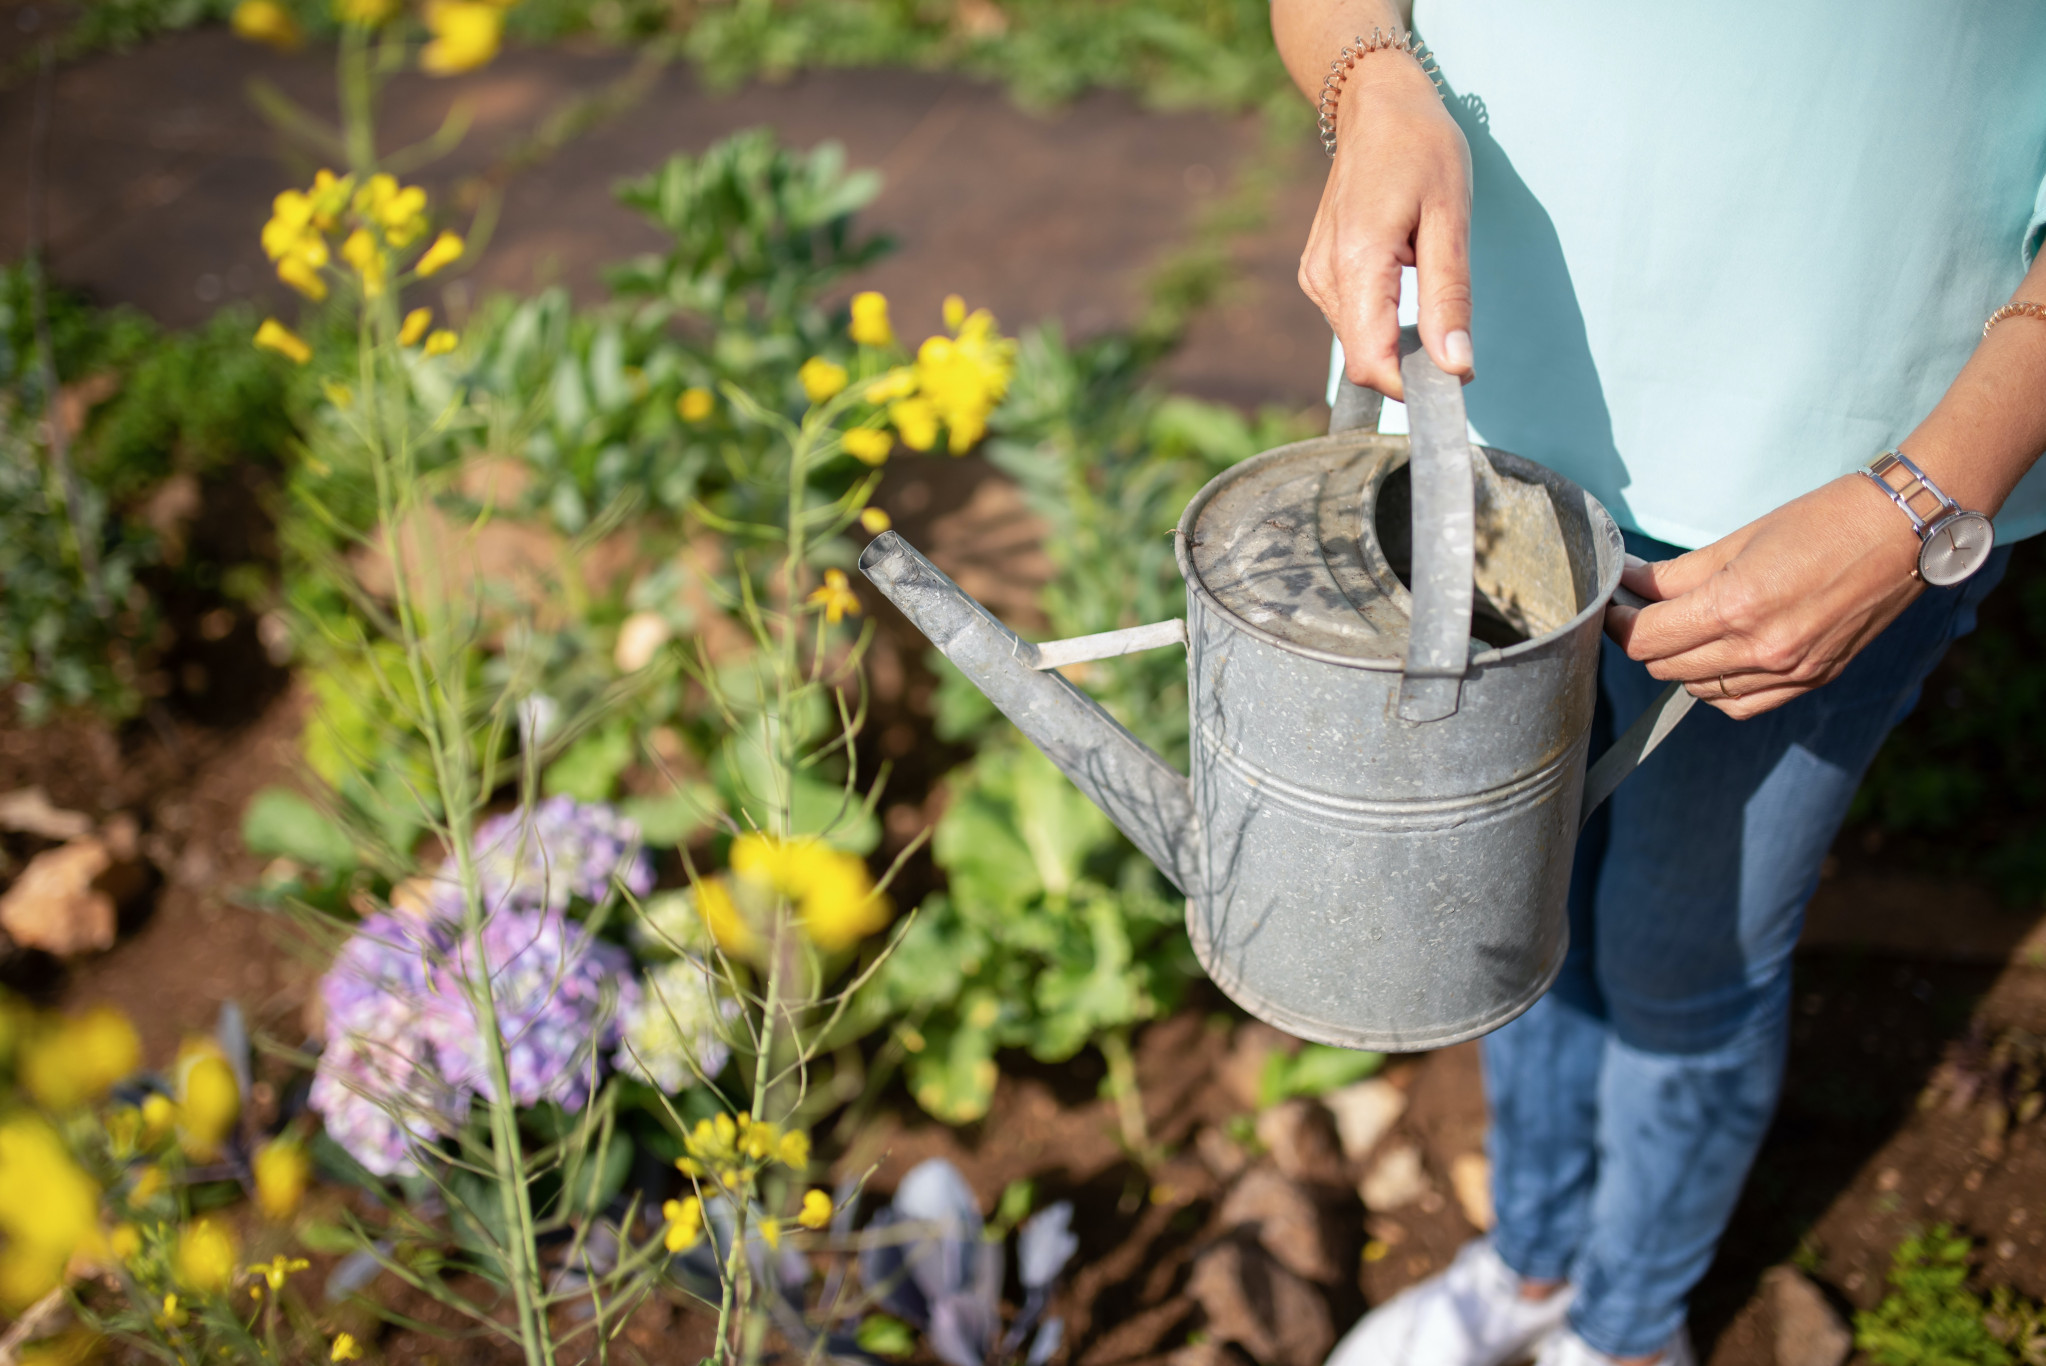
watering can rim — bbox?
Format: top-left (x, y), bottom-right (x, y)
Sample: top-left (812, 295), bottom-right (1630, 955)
top-left (1172, 428), bottom-right (1627, 675)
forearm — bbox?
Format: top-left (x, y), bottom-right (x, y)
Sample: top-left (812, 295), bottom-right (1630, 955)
top-left (1897, 250), bottom-right (2046, 518)
top-left (1271, 0), bottom-right (1414, 103)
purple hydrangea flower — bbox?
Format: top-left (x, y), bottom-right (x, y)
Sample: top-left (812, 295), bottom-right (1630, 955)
top-left (471, 796), bottom-right (653, 914)
top-left (310, 801), bottom-right (650, 1176)
top-left (425, 906), bottom-right (639, 1112)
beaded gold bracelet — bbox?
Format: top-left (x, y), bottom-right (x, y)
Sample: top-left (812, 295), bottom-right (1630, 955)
top-left (1317, 27), bottom-right (1443, 157)
top-left (1984, 300), bottom-right (2046, 338)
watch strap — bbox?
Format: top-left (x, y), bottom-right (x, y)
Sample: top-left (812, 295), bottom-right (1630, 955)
top-left (1861, 450), bottom-right (1960, 539)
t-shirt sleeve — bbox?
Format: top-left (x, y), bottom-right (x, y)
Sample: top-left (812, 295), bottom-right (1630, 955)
top-left (2027, 169), bottom-right (2046, 266)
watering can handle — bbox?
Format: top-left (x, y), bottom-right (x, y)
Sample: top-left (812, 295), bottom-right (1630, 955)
top-left (1328, 336), bottom-right (1474, 723)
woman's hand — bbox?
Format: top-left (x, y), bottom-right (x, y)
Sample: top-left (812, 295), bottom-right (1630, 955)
top-left (1291, 31), bottom-right (1475, 397)
top-left (1604, 476), bottom-right (1926, 718)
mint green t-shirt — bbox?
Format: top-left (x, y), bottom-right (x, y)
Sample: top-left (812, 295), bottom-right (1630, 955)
top-left (1341, 2), bottom-right (2046, 549)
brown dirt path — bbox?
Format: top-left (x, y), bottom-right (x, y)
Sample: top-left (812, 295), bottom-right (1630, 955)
top-left (0, 28), bottom-right (1333, 409)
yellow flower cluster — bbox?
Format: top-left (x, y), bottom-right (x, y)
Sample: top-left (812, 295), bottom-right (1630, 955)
top-left (0, 1116), bottom-right (103, 1311)
top-left (849, 291), bottom-right (893, 349)
top-left (661, 1194), bottom-right (703, 1252)
top-left (674, 1111), bottom-right (809, 1186)
top-left (735, 832), bottom-right (891, 953)
top-left (174, 1218), bottom-right (238, 1292)
top-left (422, 0), bottom-right (510, 74)
top-left (230, 0), bottom-right (302, 50)
top-left (17, 1005), bottom-right (139, 1111)
top-left (258, 168), bottom-right (463, 310)
top-left (857, 294), bottom-right (1014, 457)
top-left (252, 1138), bottom-right (311, 1220)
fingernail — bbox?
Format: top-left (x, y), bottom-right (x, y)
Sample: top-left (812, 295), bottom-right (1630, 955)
top-left (1623, 553), bottom-right (1648, 572)
top-left (1444, 329), bottom-right (1473, 371)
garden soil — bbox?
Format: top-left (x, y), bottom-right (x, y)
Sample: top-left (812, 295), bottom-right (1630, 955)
top-left (3, 25), bottom-right (2046, 1366)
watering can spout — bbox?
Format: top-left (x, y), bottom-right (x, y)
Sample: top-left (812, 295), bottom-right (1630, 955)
top-left (858, 532), bottom-right (1198, 894)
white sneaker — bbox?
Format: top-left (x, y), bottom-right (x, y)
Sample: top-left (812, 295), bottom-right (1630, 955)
top-left (1326, 1240), bottom-right (1574, 1366)
top-left (1531, 1326), bottom-right (1696, 1366)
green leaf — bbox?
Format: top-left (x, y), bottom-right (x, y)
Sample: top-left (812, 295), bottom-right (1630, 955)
top-left (619, 782), bottom-right (721, 847)
top-left (241, 787), bottom-right (357, 871)
top-left (545, 721), bottom-right (636, 801)
top-left (1259, 1043), bottom-right (1386, 1108)
top-left (856, 1315), bottom-right (917, 1359)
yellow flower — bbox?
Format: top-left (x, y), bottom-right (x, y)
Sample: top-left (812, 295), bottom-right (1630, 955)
top-left (694, 877), bottom-right (755, 959)
top-left (336, 0), bottom-right (397, 24)
top-left (129, 1163), bottom-right (166, 1206)
top-left (677, 387), bottom-right (715, 422)
top-left (776, 1129), bottom-right (810, 1170)
top-left (174, 1218), bottom-right (237, 1292)
top-left (340, 228), bottom-right (385, 299)
top-left (354, 174), bottom-right (428, 246)
top-left (108, 1223), bottom-right (142, 1262)
top-left (421, 0), bottom-right (504, 74)
top-left (231, 0), bottom-right (303, 49)
top-left (175, 1043), bottom-right (241, 1160)
top-left (105, 1107), bottom-right (144, 1157)
top-left (849, 291), bottom-right (894, 348)
top-left (398, 307), bottom-right (432, 346)
top-left (759, 1217), bottom-right (782, 1249)
top-left (20, 1005), bottom-right (140, 1111)
top-left (864, 368), bottom-right (917, 403)
top-left (799, 357), bottom-right (849, 405)
top-left (797, 1189), bottom-right (833, 1230)
top-left (729, 834), bottom-right (891, 952)
top-left (886, 396), bottom-right (938, 452)
top-left (308, 169), bottom-right (355, 230)
top-left (331, 1332), bottom-right (364, 1361)
top-left (414, 230), bottom-right (465, 277)
top-left (140, 1093), bottom-right (176, 1137)
top-left (252, 1139), bottom-right (311, 1220)
top-left (156, 1294), bottom-right (187, 1329)
top-left (247, 1254), bottom-right (309, 1291)
top-left (276, 253), bottom-right (328, 300)
top-left (842, 427), bottom-right (893, 465)
top-left (261, 190), bottom-right (316, 261)
top-left (912, 302), bottom-right (1014, 454)
top-left (661, 1196), bottom-right (703, 1252)
top-left (859, 507), bottom-right (891, 534)
top-left (0, 1115), bottom-right (103, 1311)
top-left (806, 568), bottom-right (861, 625)
top-left (422, 329), bottom-right (459, 357)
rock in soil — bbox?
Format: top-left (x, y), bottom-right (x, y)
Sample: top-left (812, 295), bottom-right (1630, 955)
top-left (0, 787), bottom-right (95, 842)
top-left (1323, 1077), bottom-right (1407, 1164)
top-left (1218, 1167), bottom-right (1345, 1284)
top-left (1220, 1022), bottom-right (1298, 1111)
top-left (1255, 1099), bottom-right (1347, 1185)
top-left (0, 836), bottom-right (150, 956)
top-left (1450, 1152), bottom-right (1495, 1231)
top-left (1198, 1125), bottom-right (1251, 1181)
top-left (1189, 1234), bottom-right (1336, 1366)
top-left (1762, 1265), bottom-right (1851, 1366)
top-left (1360, 1142), bottom-right (1431, 1212)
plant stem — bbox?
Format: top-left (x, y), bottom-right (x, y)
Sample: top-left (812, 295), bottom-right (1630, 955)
top-left (1099, 1027), bottom-right (1156, 1167)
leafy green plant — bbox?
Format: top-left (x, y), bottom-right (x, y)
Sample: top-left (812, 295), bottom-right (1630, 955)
top-left (1855, 1225), bottom-right (2046, 1366)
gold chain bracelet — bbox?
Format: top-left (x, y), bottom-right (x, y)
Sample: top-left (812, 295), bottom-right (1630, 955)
top-left (1983, 300), bottom-right (2046, 337)
top-left (1317, 27), bottom-right (1443, 157)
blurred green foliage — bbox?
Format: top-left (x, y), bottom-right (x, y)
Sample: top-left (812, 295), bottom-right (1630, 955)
top-left (1854, 1224), bottom-right (2046, 1366)
top-left (0, 265), bottom-right (297, 722)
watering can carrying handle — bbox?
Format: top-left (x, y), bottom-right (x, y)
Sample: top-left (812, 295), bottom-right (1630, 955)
top-left (1329, 330), bottom-right (1477, 723)
top-left (1331, 338), bottom-right (1699, 821)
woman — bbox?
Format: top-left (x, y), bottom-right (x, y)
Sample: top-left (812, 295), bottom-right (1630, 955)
top-left (1268, 3), bottom-right (2046, 1363)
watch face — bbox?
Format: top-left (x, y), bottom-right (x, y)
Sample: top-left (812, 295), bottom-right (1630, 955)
top-left (1919, 511), bottom-right (1995, 587)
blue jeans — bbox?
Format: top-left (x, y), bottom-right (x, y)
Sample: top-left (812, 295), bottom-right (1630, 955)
top-left (1482, 532), bottom-right (2010, 1357)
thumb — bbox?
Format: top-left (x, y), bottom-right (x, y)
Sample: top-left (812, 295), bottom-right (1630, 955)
top-left (1626, 544), bottom-right (1728, 603)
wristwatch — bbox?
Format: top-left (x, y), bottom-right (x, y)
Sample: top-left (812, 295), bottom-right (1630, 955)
top-left (1859, 451), bottom-right (1996, 587)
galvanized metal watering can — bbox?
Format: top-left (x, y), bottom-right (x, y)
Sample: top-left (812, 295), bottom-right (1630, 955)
top-left (860, 332), bottom-right (1695, 1051)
